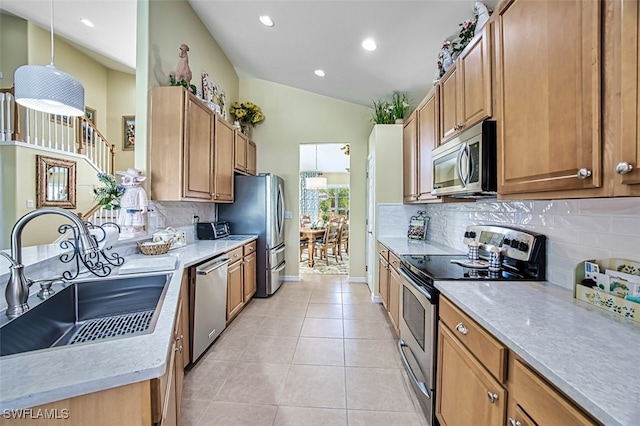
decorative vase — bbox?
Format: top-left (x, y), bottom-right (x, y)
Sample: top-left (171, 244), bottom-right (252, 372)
top-left (241, 124), bottom-right (251, 138)
top-left (395, 119), bottom-right (404, 124)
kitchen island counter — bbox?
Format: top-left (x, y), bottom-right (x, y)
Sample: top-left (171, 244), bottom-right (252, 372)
top-left (435, 279), bottom-right (640, 426)
top-left (0, 236), bottom-right (257, 410)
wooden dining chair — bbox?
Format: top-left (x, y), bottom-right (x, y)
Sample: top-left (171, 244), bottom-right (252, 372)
top-left (314, 221), bottom-right (341, 264)
top-left (339, 220), bottom-right (349, 257)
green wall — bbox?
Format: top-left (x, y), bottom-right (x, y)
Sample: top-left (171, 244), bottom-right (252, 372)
top-left (240, 78), bottom-right (371, 279)
top-left (0, 12), bottom-right (28, 88)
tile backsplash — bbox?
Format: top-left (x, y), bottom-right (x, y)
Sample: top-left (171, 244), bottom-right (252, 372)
top-left (148, 201), bottom-right (216, 242)
top-left (377, 198), bottom-right (640, 291)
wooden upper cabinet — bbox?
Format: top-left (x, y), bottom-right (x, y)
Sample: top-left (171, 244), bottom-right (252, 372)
top-left (149, 86), bottom-right (214, 202)
top-left (438, 24), bottom-right (492, 145)
top-left (247, 140), bottom-right (257, 175)
top-left (417, 92), bottom-right (440, 201)
top-left (403, 111), bottom-right (418, 202)
top-left (620, 0), bottom-right (640, 188)
top-left (439, 67), bottom-right (460, 143)
top-left (495, 0), bottom-right (601, 194)
top-left (214, 116), bottom-right (234, 202)
top-left (459, 24), bottom-right (492, 131)
top-left (184, 94), bottom-right (215, 200)
top-left (234, 131), bottom-right (248, 172)
top-left (234, 131), bottom-right (258, 176)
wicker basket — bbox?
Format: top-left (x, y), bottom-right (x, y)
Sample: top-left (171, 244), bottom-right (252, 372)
top-left (137, 240), bottom-right (172, 255)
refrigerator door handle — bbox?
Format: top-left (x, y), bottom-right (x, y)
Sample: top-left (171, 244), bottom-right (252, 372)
top-left (273, 261), bottom-right (286, 273)
top-left (272, 245), bottom-right (286, 255)
top-left (277, 182), bottom-right (285, 238)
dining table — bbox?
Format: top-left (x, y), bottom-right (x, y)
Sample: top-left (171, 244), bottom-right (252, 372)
top-left (300, 227), bottom-right (326, 267)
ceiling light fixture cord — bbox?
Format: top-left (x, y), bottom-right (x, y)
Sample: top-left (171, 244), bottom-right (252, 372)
top-left (49, 0), bottom-right (55, 66)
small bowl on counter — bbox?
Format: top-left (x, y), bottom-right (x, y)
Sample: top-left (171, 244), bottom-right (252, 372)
top-left (137, 240), bottom-right (172, 256)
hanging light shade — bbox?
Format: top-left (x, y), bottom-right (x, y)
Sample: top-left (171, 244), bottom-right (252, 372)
top-left (15, 65), bottom-right (85, 116)
top-left (305, 145), bottom-right (327, 190)
top-left (14, 0), bottom-right (85, 117)
top-left (306, 176), bottom-right (327, 190)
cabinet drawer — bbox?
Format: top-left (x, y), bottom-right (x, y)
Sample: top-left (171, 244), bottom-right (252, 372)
top-left (512, 358), bottom-right (598, 426)
top-left (388, 252), bottom-right (401, 270)
top-left (243, 241), bottom-right (256, 256)
top-left (227, 247), bottom-right (243, 264)
top-left (439, 297), bottom-right (507, 383)
top-left (378, 242), bottom-right (389, 261)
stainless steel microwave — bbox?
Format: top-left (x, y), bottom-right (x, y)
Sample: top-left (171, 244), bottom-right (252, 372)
top-left (431, 120), bottom-right (497, 198)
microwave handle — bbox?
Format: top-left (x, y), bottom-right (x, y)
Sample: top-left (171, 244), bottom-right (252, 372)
top-left (463, 143), bottom-right (473, 186)
top-left (457, 143), bottom-right (467, 187)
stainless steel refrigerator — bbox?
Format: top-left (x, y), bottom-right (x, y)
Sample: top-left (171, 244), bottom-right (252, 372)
top-left (218, 173), bottom-right (286, 297)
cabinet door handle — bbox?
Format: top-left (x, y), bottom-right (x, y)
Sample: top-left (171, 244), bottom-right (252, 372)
top-left (486, 391), bottom-right (498, 404)
top-left (455, 322), bottom-right (468, 335)
top-left (576, 168), bottom-right (592, 179)
top-left (508, 418), bottom-right (521, 426)
top-left (615, 161), bottom-right (633, 175)
top-left (175, 345), bottom-right (183, 353)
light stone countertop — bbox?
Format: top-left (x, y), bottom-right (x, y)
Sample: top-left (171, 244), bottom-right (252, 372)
top-left (435, 280), bottom-right (640, 426)
top-left (0, 236), bottom-right (257, 410)
top-left (377, 236), bottom-right (465, 256)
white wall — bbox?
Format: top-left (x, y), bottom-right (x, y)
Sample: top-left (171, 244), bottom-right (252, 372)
top-left (378, 198), bottom-right (640, 291)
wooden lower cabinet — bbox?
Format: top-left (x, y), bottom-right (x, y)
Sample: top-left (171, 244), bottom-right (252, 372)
top-left (388, 266), bottom-right (400, 335)
top-left (436, 323), bottom-right (506, 426)
top-left (226, 258), bottom-right (244, 323)
top-left (243, 251), bottom-right (257, 302)
top-left (509, 356), bottom-right (598, 426)
top-left (378, 254), bottom-right (389, 309)
top-left (226, 241), bottom-right (258, 324)
top-left (438, 297), bottom-right (601, 426)
top-left (180, 271), bottom-right (190, 368)
top-left (0, 382), bottom-right (152, 425)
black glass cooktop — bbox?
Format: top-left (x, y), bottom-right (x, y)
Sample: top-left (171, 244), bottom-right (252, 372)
top-left (400, 254), bottom-right (534, 282)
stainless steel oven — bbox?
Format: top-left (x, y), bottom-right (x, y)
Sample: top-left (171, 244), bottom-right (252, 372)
top-left (398, 265), bottom-right (438, 426)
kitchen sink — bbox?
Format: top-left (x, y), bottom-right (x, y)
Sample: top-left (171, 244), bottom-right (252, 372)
top-left (0, 273), bottom-right (171, 357)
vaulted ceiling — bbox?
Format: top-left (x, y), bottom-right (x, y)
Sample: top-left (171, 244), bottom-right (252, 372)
top-left (1, 0), bottom-right (493, 108)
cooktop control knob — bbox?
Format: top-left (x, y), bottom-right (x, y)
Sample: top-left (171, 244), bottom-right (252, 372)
top-left (503, 238), bottom-right (511, 247)
top-left (518, 241), bottom-right (529, 252)
top-left (469, 231), bottom-right (476, 239)
top-left (510, 239), bottom-right (519, 248)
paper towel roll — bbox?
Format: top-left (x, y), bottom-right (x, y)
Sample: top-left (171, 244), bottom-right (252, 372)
top-left (89, 226), bottom-right (120, 250)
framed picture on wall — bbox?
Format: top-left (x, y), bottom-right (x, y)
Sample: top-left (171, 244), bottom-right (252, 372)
top-left (85, 107), bottom-right (96, 124)
top-left (82, 107), bottom-right (97, 144)
top-left (122, 115), bottom-right (135, 151)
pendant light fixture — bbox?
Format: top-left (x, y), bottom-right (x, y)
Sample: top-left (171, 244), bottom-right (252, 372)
top-left (14, 0), bottom-right (85, 117)
top-left (305, 145), bottom-right (327, 190)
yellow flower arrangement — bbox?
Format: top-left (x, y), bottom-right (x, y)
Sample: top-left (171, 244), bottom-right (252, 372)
top-left (229, 101), bottom-right (265, 128)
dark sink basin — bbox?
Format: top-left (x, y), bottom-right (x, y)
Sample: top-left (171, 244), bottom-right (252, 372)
top-left (0, 274), bottom-right (171, 357)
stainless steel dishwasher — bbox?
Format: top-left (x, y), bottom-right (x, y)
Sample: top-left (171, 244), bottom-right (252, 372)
top-left (193, 254), bottom-right (229, 362)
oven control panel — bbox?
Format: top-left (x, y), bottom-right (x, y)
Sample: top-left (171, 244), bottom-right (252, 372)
top-left (462, 225), bottom-right (543, 262)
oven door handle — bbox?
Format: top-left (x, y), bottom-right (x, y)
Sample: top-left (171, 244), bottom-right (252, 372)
top-left (398, 268), bottom-right (437, 304)
top-left (398, 339), bottom-right (431, 400)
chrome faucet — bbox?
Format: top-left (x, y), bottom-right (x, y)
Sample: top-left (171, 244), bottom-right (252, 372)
top-left (2, 207), bottom-right (100, 319)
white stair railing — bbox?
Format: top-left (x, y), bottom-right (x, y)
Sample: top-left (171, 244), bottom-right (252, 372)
top-left (0, 87), bottom-right (115, 175)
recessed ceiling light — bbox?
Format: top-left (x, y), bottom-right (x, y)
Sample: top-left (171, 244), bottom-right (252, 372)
top-left (314, 69), bottom-right (325, 77)
top-left (259, 15), bottom-right (274, 27)
top-left (362, 38), bottom-right (377, 51)
top-left (80, 18), bottom-right (94, 28)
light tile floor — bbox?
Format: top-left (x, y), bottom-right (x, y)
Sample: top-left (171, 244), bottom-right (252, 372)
top-left (180, 274), bottom-right (428, 426)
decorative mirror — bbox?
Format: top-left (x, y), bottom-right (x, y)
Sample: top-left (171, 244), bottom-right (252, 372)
top-left (36, 155), bottom-right (76, 209)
